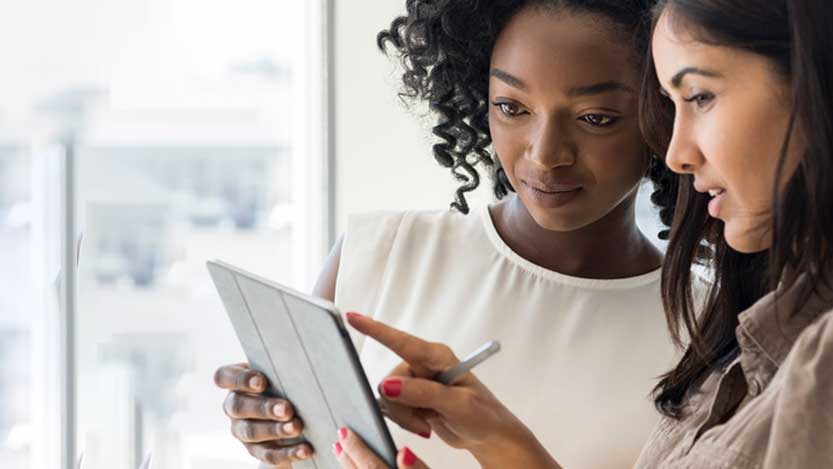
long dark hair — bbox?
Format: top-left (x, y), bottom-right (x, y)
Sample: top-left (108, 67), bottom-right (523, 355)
top-left (379, 0), bottom-right (678, 238)
top-left (640, 0), bottom-right (833, 418)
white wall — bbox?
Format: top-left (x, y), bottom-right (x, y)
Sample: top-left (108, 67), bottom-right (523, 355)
top-left (333, 1), bottom-right (490, 234)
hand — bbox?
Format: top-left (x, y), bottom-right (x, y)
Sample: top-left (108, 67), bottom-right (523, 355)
top-left (214, 363), bottom-right (313, 467)
top-left (334, 427), bottom-right (428, 469)
top-left (345, 313), bottom-right (561, 469)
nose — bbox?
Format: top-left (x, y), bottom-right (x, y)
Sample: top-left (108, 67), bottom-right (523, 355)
top-left (664, 112), bottom-right (704, 175)
top-left (526, 117), bottom-right (576, 169)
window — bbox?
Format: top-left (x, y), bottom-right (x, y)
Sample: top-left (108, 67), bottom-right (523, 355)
top-left (0, 1), bottom-right (331, 468)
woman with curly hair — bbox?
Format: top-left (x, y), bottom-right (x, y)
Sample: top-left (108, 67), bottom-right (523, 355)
top-left (213, 1), bottom-right (681, 467)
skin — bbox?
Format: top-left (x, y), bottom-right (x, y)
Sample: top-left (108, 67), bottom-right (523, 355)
top-left (214, 6), bottom-right (663, 467)
top-left (651, 11), bottom-right (802, 253)
top-left (335, 427), bottom-right (429, 469)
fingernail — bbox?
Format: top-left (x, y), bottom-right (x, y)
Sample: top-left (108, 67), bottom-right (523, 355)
top-left (249, 375), bottom-right (264, 390)
top-left (381, 378), bottom-right (402, 398)
top-left (282, 421), bottom-right (297, 433)
top-left (338, 427), bottom-right (348, 440)
top-left (296, 445), bottom-right (311, 459)
top-left (402, 447), bottom-right (416, 467)
top-left (272, 402), bottom-right (287, 418)
top-left (345, 311), bottom-right (364, 319)
top-left (332, 442), bottom-right (342, 457)
top-left (419, 430), bottom-right (431, 439)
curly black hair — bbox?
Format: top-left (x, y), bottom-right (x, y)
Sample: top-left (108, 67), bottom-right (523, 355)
top-left (378, 0), bottom-right (677, 239)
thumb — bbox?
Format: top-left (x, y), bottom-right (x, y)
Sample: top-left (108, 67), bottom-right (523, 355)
top-left (398, 447), bottom-right (430, 469)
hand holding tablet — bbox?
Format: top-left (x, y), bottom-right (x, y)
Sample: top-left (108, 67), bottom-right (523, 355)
top-left (208, 260), bottom-right (501, 467)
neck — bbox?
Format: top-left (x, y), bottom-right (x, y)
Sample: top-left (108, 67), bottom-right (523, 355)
top-left (491, 193), bottom-right (662, 279)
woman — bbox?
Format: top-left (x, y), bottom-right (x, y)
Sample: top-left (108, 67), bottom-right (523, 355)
top-left (213, 1), bottom-right (679, 467)
top-left (334, 0), bottom-right (833, 467)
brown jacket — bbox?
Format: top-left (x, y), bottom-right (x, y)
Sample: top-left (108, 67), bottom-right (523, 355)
top-left (634, 272), bottom-right (833, 468)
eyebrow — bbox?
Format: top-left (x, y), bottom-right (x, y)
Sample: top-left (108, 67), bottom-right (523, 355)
top-left (490, 68), bottom-right (633, 97)
top-left (670, 66), bottom-right (723, 88)
top-left (490, 68), bottom-right (526, 89)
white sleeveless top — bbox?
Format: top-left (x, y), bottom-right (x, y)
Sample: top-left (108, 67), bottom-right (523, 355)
top-left (334, 205), bottom-right (677, 469)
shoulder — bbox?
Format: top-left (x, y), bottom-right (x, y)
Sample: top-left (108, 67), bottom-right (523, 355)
top-left (336, 207), bottom-right (482, 293)
top-left (779, 309), bottom-right (833, 395)
top-left (791, 308), bottom-right (833, 361)
top-left (345, 207), bottom-right (480, 245)
top-left (762, 309), bottom-right (833, 467)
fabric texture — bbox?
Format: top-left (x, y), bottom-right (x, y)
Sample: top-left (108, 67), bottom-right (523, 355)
top-left (335, 206), bottom-right (677, 469)
top-left (634, 270), bottom-right (833, 469)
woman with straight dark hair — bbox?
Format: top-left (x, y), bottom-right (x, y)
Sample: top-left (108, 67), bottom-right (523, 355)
top-left (331, 0), bottom-right (833, 467)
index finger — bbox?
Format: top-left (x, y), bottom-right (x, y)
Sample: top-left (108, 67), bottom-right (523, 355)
top-left (214, 363), bottom-right (268, 393)
top-left (345, 313), bottom-right (456, 373)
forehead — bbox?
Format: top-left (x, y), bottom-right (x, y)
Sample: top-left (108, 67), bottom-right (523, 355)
top-left (651, 12), bottom-right (743, 84)
top-left (491, 7), bottom-right (638, 91)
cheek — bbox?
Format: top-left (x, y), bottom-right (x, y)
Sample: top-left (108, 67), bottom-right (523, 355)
top-left (699, 109), bottom-right (783, 207)
top-left (581, 133), bottom-right (646, 194)
top-left (489, 117), bottom-right (524, 180)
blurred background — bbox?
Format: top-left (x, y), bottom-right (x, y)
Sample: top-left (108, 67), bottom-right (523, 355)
top-left (0, 1), bottom-right (665, 468)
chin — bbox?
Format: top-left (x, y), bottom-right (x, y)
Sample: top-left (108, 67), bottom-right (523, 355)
top-left (723, 221), bottom-right (772, 254)
top-left (527, 206), bottom-right (597, 232)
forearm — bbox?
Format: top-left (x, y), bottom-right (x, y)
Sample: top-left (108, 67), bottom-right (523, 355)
top-left (470, 422), bottom-right (562, 469)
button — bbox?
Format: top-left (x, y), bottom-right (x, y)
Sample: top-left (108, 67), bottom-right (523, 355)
top-left (748, 378), bottom-right (762, 396)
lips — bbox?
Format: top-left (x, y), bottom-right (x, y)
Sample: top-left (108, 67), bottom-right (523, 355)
top-left (523, 180), bottom-right (582, 194)
top-left (519, 179), bottom-right (583, 209)
top-left (693, 181), bottom-right (725, 196)
top-left (694, 183), bottom-right (727, 218)
top-left (708, 190), bottom-right (726, 218)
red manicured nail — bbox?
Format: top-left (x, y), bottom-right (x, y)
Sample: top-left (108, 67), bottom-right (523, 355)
top-left (381, 378), bottom-right (402, 398)
top-left (332, 442), bottom-right (342, 456)
top-left (338, 427), bottom-right (348, 440)
top-left (402, 447), bottom-right (417, 466)
top-left (419, 430), bottom-right (431, 439)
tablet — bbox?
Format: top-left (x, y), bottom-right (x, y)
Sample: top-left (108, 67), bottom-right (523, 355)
top-left (207, 260), bottom-right (397, 468)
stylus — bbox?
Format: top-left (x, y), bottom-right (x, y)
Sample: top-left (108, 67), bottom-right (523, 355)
top-left (434, 340), bottom-right (501, 385)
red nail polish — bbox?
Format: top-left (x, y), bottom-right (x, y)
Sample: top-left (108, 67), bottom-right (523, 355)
top-left (332, 442), bottom-right (343, 456)
top-left (419, 430), bottom-right (431, 439)
top-left (381, 379), bottom-right (402, 398)
top-left (338, 427), bottom-right (348, 440)
top-left (402, 447), bottom-right (416, 466)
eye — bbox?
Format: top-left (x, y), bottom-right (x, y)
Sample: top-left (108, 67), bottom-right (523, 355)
top-left (492, 101), bottom-right (527, 117)
top-left (684, 92), bottom-right (715, 109)
top-left (579, 114), bottom-right (619, 127)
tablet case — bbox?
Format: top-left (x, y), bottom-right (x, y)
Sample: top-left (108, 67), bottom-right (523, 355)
top-left (207, 260), bottom-right (397, 468)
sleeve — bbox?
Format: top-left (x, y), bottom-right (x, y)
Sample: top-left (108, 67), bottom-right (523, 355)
top-left (334, 211), bottom-right (406, 352)
top-left (763, 310), bottom-right (833, 468)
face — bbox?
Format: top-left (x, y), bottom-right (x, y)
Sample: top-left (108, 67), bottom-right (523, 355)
top-left (489, 7), bottom-right (647, 231)
top-left (652, 11), bottom-right (802, 253)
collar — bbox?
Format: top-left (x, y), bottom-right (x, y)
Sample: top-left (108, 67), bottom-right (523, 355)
top-left (736, 270), bottom-right (833, 368)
